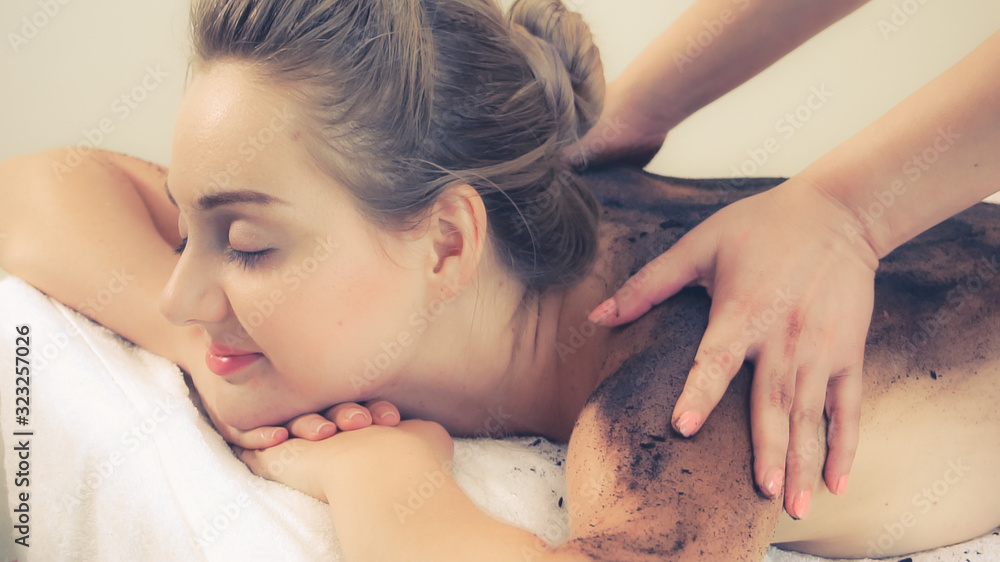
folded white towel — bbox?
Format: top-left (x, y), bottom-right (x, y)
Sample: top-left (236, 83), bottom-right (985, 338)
top-left (0, 276), bottom-right (996, 561)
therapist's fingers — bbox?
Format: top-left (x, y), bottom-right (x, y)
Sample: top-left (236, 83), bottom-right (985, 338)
top-left (285, 413), bottom-right (337, 441)
top-left (782, 361), bottom-right (829, 519)
top-left (588, 227), bottom-right (711, 328)
top-left (823, 364), bottom-right (862, 497)
top-left (671, 313), bottom-right (748, 438)
top-left (749, 345), bottom-right (797, 500)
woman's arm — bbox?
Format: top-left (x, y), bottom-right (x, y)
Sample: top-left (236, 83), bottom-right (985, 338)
top-left (0, 148), bottom-right (194, 366)
top-left (242, 420), bottom-right (588, 561)
top-left (323, 429), bottom-right (587, 562)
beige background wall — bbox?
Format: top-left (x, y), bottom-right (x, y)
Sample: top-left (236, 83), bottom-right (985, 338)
top-left (2, 0), bottom-right (999, 177)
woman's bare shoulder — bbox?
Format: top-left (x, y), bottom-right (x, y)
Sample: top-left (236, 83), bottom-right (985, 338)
top-left (554, 170), bottom-right (787, 559)
top-left (559, 286), bottom-right (783, 560)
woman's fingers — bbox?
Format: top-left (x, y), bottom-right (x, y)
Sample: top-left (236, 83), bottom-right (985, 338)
top-left (324, 402), bottom-right (373, 430)
top-left (671, 313), bottom-right (748, 437)
top-left (588, 227), bottom-right (708, 327)
top-left (281, 401), bottom-right (402, 439)
top-left (225, 425), bottom-right (289, 450)
top-left (823, 364), bottom-right (862, 496)
top-left (285, 413), bottom-right (338, 440)
top-left (365, 400), bottom-right (401, 426)
top-left (749, 346), bottom-right (796, 501)
top-left (198, 395), bottom-right (289, 449)
top-left (781, 361), bottom-right (829, 519)
top-left (223, 400), bottom-right (403, 448)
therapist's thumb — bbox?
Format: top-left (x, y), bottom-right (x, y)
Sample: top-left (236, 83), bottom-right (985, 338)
top-left (588, 233), bottom-right (705, 327)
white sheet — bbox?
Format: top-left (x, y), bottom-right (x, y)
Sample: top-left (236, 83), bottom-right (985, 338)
top-left (0, 276), bottom-right (996, 560)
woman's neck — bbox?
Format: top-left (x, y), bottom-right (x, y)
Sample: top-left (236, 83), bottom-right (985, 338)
top-left (380, 224), bottom-right (641, 443)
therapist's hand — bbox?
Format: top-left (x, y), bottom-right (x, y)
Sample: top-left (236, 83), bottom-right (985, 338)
top-left (588, 177), bottom-right (878, 519)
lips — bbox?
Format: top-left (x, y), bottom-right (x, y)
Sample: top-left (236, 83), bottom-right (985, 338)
top-left (206, 341), bottom-right (263, 377)
top-left (206, 351), bottom-right (262, 376)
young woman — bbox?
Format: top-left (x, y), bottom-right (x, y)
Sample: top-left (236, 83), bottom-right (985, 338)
top-left (0, 0), bottom-right (996, 559)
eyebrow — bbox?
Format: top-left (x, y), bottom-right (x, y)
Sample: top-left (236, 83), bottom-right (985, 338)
top-left (164, 180), bottom-right (289, 211)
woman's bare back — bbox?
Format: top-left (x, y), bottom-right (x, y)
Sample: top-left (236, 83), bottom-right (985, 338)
top-left (560, 168), bottom-right (1000, 560)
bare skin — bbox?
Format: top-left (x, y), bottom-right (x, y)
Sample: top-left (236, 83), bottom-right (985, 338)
top-left (563, 168), bottom-right (1000, 559)
top-left (1, 146), bottom-right (997, 559)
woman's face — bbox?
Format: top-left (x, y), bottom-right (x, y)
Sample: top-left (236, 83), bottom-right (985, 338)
top-left (161, 63), bottom-right (428, 430)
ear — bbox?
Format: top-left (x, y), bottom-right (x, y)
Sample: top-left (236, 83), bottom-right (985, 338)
top-left (424, 184), bottom-right (488, 288)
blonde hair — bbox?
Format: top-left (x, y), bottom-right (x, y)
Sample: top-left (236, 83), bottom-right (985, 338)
top-left (189, 0), bottom-right (605, 293)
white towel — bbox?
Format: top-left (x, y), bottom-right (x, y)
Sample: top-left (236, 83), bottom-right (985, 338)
top-left (0, 276), bottom-right (996, 561)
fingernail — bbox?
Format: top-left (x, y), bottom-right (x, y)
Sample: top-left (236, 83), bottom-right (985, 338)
top-left (673, 411), bottom-right (700, 437)
top-left (791, 490), bottom-right (811, 519)
top-left (313, 420), bottom-right (335, 435)
top-left (834, 475), bottom-right (849, 496)
top-left (347, 409), bottom-right (368, 423)
top-left (267, 428), bottom-right (283, 441)
top-left (763, 468), bottom-right (783, 498)
top-left (588, 298), bottom-right (616, 325)
top-left (379, 410), bottom-right (399, 422)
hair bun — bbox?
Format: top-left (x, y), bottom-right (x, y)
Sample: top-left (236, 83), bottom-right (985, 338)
top-left (509, 0), bottom-right (605, 145)
top-left (192, 0), bottom-right (604, 294)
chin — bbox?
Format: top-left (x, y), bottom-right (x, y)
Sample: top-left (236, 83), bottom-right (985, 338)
top-left (217, 408), bottom-right (262, 432)
top-left (217, 395), bottom-right (297, 432)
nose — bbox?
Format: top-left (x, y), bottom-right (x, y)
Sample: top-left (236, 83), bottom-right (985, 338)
top-left (159, 246), bottom-right (229, 327)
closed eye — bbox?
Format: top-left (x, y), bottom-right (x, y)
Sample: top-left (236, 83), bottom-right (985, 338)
top-left (173, 236), bottom-right (273, 270)
top-left (224, 247), bottom-right (274, 269)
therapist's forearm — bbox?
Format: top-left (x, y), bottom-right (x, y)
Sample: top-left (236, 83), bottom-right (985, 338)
top-left (630, 0), bottom-right (871, 130)
top-left (799, 31), bottom-right (1000, 259)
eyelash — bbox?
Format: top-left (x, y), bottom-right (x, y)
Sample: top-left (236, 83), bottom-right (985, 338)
top-left (173, 236), bottom-right (273, 270)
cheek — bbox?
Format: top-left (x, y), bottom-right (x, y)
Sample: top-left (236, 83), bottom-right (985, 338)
top-left (251, 241), bottom-right (422, 398)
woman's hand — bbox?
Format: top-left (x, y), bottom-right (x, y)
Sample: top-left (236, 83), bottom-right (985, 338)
top-left (236, 419), bottom-right (454, 503)
top-left (588, 177), bottom-right (878, 519)
top-left (175, 331), bottom-right (401, 449)
top-left (206, 398), bottom-right (401, 450)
